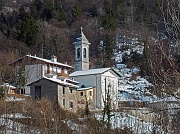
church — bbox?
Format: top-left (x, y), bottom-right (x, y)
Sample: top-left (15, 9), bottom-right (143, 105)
top-left (70, 27), bottom-right (120, 109)
top-left (9, 27), bottom-right (120, 111)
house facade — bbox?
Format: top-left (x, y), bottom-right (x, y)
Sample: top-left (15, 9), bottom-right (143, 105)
top-left (27, 76), bottom-right (79, 111)
top-left (9, 55), bottom-right (72, 94)
top-left (77, 87), bottom-right (96, 109)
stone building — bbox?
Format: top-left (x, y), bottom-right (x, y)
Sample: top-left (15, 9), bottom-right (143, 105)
top-left (27, 76), bottom-right (79, 111)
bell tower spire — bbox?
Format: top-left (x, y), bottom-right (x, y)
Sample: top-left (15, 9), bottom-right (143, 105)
top-left (73, 27), bottom-right (91, 71)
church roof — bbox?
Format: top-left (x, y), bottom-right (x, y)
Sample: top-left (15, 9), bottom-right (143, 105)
top-left (70, 67), bottom-right (120, 77)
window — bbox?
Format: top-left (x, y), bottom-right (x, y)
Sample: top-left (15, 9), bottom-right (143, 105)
top-left (69, 88), bottom-right (73, 93)
top-left (64, 69), bottom-right (68, 74)
top-left (77, 48), bottom-right (80, 59)
top-left (63, 87), bottom-right (65, 94)
top-left (63, 99), bottom-right (65, 106)
top-left (57, 67), bottom-right (62, 73)
top-left (69, 101), bottom-right (73, 108)
top-left (89, 91), bottom-right (92, 96)
top-left (49, 65), bottom-right (52, 73)
top-left (80, 92), bottom-right (83, 96)
top-left (83, 48), bottom-right (86, 58)
top-left (44, 65), bottom-right (47, 75)
top-left (53, 66), bottom-right (56, 72)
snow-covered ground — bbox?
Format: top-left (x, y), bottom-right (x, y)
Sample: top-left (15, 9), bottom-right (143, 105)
top-left (113, 35), bottom-right (180, 133)
top-left (6, 96), bottom-right (26, 101)
top-left (114, 36), bottom-right (157, 102)
top-left (0, 113), bottom-right (39, 133)
top-left (95, 112), bottom-right (164, 134)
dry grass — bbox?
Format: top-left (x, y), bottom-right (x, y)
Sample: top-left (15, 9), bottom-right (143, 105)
top-left (0, 98), bottom-right (133, 134)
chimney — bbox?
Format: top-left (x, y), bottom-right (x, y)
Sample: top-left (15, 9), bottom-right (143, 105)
top-left (51, 55), bottom-right (57, 62)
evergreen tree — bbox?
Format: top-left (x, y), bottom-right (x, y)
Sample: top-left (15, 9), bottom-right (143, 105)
top-left (101, 15), bottom-right (115, 30)
top-left (102, 34), bottom-right (115, 67)
top-left (59, 7), bottom-right (67, 21)
top-left (135, 0), bottom-right (148, 25)
top-left (71, 1), bottom-right (82, 20)
top-left (31, 5), bottom-right (40, 19)
top-left (101, 1), bottom-right (115, 30)
top-left (15, 9), bottom-right (38, 46)
top-left (32, 0), bottom-right (43, 11)
top-left (102, 83), bottom-right (113, 131)
top-left (88, 3), bottom-right (98, 17)
top-left (0, 13), bottom-right (10, 36)
top-left (0, 0), bottom-right (4, 11)
top-left (0, 86), bottom-right (5, 100)
top-left (104, 0), bottom-right (113, 16)
top-left (43, 1), bottom-right (55, 20)
top-left (85, 97), bottom-right (90, 118)
top-left (112, 0), bottom-right (127, 26)
top-left (54, 0), bottom-right (62, 10)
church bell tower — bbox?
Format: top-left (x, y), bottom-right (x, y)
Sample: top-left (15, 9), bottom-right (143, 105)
top-left (73, 27), bottom-right (91, 71)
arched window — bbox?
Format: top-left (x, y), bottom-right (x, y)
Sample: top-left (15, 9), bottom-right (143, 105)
top-left (83, 48), bottom-right (86, 58)
top-left (77, 48), bottom-right (80, 59)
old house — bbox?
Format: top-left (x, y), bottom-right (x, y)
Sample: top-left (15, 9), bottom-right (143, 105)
top-left (27, 76), bottom-right (79, 111)
top-left (9, 55), bottom-right (73, 94)
top-left (77, 87), bottom-right (95, 109)
top-left (70, 27), bottom-right (120, 109)
top-left (9, 54), bottom-right (80, 111)
top-left (1, 83), bottom-right (16, 94)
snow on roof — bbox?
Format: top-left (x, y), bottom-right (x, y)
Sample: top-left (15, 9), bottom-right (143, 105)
top-left (77, 87), bottom-right (93, 91)
top-left (9, 55), bottom-right (73, 68)
top-left (70, 68), bottom-right (111, 77)
top-left (27, 76), bottom-right (79, 88)
top-left (1, 83), bottom-right (16, 89)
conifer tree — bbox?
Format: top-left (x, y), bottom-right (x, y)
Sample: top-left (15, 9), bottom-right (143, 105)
top-left (101, 34), bottom-right (115, 67)
top-left (85, 97), bottom-right (90, 118)
top-left (15, 9), bottom-right (38, 46)
top-left (33, 0), bottom-right (43, 11)
top-left (71, 1), bottom-right (82, 20)
top-left (0, 0), bottom-right (4, 11)
top-left (43, 1), bottom-right (55, 20)
top-left (88, 3), bottom-right (98, 17)
top-left (102, 83), bottom-right (113, 131)
top-left (59, 8), bottom-right (67, 21)
top-left (101, 1), bottom-right (115, 30)
top-left (0, 86), bottom-right (5, 100)
top-left (112, 0), bottom-right (127, 26)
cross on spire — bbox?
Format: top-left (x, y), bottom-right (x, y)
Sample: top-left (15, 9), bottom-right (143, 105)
top-left (80, 26), bottom-right (83, 33)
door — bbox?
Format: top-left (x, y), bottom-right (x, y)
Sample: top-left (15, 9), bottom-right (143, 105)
top-left (35, 86), bottom-right (41, 99)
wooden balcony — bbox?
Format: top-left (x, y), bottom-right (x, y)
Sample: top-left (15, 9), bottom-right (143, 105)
top-left (57, 72), bottom-right (69, 77)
